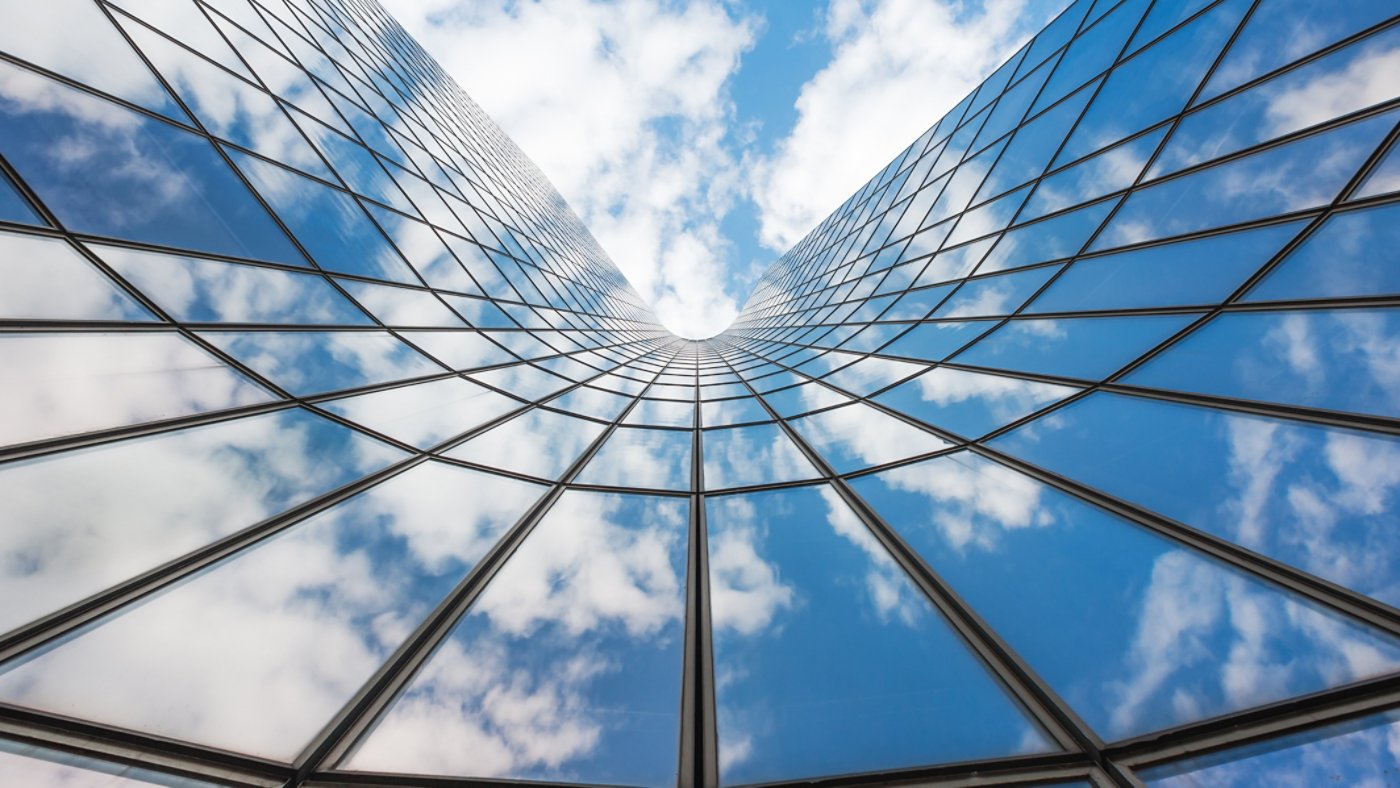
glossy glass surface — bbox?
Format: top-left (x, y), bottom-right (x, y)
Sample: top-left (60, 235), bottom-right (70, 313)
top-left (992, 393), bottom-right (1400, 607)
top-left (0, 739), bottom-right (215, 787)
top-left (1126, 308), bottom-right (1400, 417)
top-left (1244, 204), bottom-right (1400, 302)
top-left (707, 485), bottom-right (1053, 784)
top-left (1139, 708), bottom-right (1400, 786)
top-left (790, 402), bottom-right (950, 473)
top-left (0, 408), bottom-right (403, 633)
top-left (576, 427), bottom-right (692, 491)
top-left (0, 61), bottom-right (301, 263)
top-left (0, 0), bottom-right (1396, 781)
top-left (0, 462), bottom-right (543, 759)
top-left (876, 367), bottom-right (1079, 438)
top-left (201, 330), bottom-right (442, 395)
top-left (953, 314), bottom-right (1197, 380)
top-left (0, 332), bottom-right (273, 446)
top-left (0, 232), bottom-right (153, 321)
top-left (347, 491), bottom-right (689, 786)
top-left (93, 243), bottom-right (370, 324)
top-left (1093, 110), bottom-right (1397, 250)
top-left (702, 423), bottom-right (820, 488)
top-left (1027, 222), bottom-right (1306, 313)
top-left (853, 451), bottom-right (1400, 739)
top-left (446, 408), bottom-right (605, 480)
top-left (323, 377), bottom-right (520, 448)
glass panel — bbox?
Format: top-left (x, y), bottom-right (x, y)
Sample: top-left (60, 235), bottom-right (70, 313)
top-left (885, 320), bottom-right (1000, 362)
top-left (1154, 24), bottom-right (1400, 178)
top-left (1244, 204), bottom-right (1400, 302)
top-left (700, 397), bottom-right (771, 427)
top-left (0, 169), bottom-right (42, 225)
top-left (763, 381), bottom-right (851, 418)
top-left (707, 485), bottom-right (1053, 785)
top-left (1058, 0), bottom-right (1247, 163)
top-left (851, 450), bottom-right (1400, 740)
top-left (978, 199), bottom-right (1115, 274)
top-left (94, 243), bottom-right (369, 324)
top-left (0, 462), bottom-right (542, 760)
top-left (0, 332), bottom-right (273, 447)
top-left (346, 491), bottom-right (689, 786)
top-left (875, 367), bottom-right (1080, 439)
top-left (323, 377), bottom-right (519, 448)
top-left (121, 20), bottom-right (331, 179)
top-left (576, 427), bottom-right (691, 491)
top-left (1125, 308), bottom-right (1400, 418)
top-left (399, 330), bottom-right (515, 371)
top-left (623, 398), bottom-right (694, 427)
top-left (1139, 708), bottom-right (1400, 786)
top-left (1031, 0), bottom-right (1150, 116)
top-left (1200, 0), bottom-right (1400, 102)
top-left (446, 408), bottom-right (605, 480)
top-left (0, 739), bottom-right (216, 787)
top-left (953, 314), bottom-right (1198, 379)
top-left (790, 403), bottom-right (950, 473)
top-left (930, 266), bottom-right (1061, 318)
top-left (0, 232), bottom-right (153, 321)
top-left (823, 355), bottom-right (926, 396)
top-left (702, 423), bottom-right (820, 489)
top-left (1093, 110), bottom-right (1396, 250)
top-left (991, 392), bottom-right (1400, 607)
top-left (0, 61), bottom-right (302, 264)
top-left (365, 204), bottom-right (479, 292)
top-left (0, 0), bottom-right (185, 118)
top-left (227, 148), bottom-right (420, 283)
top-left (0, 408), bottom-right (404, 633)
top-left (337, 280), bottom-right (464, 327)
top-left (1021, 126), bottom-right (1166, 220)
top-left (1027, 221), bottom-right (1307, 312)
top-left (201, 330), bottom-right (442, 395)
top-left (469, 361), bottom-right (574, 400)
top-left (1356, 138), bottom-right (1400, 198)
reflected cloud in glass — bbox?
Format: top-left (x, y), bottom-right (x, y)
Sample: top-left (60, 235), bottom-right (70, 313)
top-left (346, 491), bottom-right (689, 786)
top-left (0, 462), bottom-right (543, 759)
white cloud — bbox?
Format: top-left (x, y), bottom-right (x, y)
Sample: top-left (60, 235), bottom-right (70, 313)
top-left (381, 0), bottom-right (757, 338)
top-left (747, 0), bottom-right (1063, 253)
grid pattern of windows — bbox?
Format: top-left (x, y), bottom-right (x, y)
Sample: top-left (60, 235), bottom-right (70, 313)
top-left (0, 0), bottom-right (1398, 786)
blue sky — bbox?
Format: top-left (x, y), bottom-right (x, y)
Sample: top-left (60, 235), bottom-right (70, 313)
top-left (383, 0), bottom-right (1067, 337)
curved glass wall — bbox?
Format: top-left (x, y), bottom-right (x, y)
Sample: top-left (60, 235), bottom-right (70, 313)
top-left (0, 0), bottom-right (1398, 785)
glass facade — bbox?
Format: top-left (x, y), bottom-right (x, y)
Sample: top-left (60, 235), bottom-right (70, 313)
top-left (0, 0), bottom-right (1398, 785)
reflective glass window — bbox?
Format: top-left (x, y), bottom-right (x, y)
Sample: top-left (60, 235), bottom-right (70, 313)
top-left (346, 491), bottom-right (689, 786)
top-left (1126, 308), bottom-right (1400, 418)
top-left (703, 423), bottom-right (820, 489)
top-left (0, 62), bottom-right (302, 263)
top-left (0, 232), bottom-right (153, 321)
top-left (953, 314), bottom-right (1197, 380)
top-left (876, 367), bottom-right (1079, 439)
top-left (576, 427), bottom-right (691, 491)
top-left (852, 451), bottom-right (1400, 740)
top-left (0, 462), bottom-right (542, 760)
top-left (0, 408), bottom-right (403, 633)
top-left (446, 408), bottom-right (605, 480)
top-left (201, 330), bottom-right (442, 395)
top-left (707, 485), bottom-right (1053, 784)
top-left (992, 392), bottom-right (1400, 607)
top-left (1245, 204), bottom-right (1400, 302)
top-left (323, 377), bottom-right (519, 448)
top-left (0, 332), bottom-right (273, 447)
top-left (790, 403), bottom-right (950, 473)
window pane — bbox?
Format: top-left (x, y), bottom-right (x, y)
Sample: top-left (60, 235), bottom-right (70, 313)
top-left (446, 408), bottom-right (604, 480)
top-left (707, 485), bottom-right (1053, 784)
top-left (852, 451), bottom-right (1400, 740)
top-left (0, 232), bottom-right (153, 321)
top-left (0, 408), bottom-right (404, 633)
top-left (0, 462), bottom-right (543, 760)
top-left (876, 367), bottom-right (1079, 438)
top-left (953, 314), bottom-right (1197, 379)
top-left (790, 403), bottom-right (950, 473)
top-left (991, 392), bottom-right (1400, 607)
top-left (576, 427), bottom-right (691, 491)
top-left (346, 491), bottom-right (689, 786)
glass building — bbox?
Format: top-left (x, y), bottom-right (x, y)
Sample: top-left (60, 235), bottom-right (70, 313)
top-left (0, 0), bottom-right (1398, 785)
